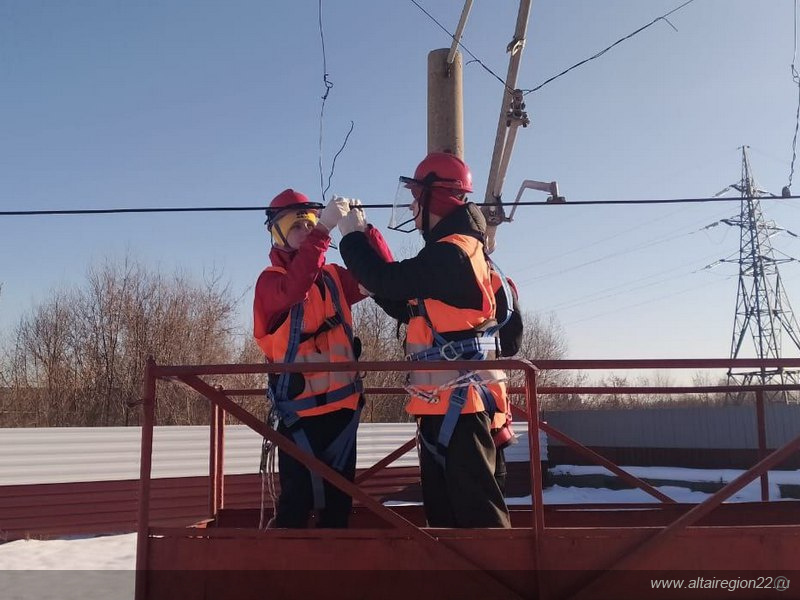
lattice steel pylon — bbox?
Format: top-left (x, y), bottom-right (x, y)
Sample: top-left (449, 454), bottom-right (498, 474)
top-left (721, 147), bottom-right (800, 402)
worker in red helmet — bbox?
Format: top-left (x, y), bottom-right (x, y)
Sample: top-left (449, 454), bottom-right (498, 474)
top-left (337, 153), bottom-right (522, 528)
top-left (253, 189), bottom-right (392, 529)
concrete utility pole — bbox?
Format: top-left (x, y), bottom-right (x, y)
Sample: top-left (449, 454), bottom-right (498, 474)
top-left (425, 0), bottom-right (539, 255)
top-left (426, 0), bottom-right (471, 157)
top-left (427, 48), bottom-right (464, 158)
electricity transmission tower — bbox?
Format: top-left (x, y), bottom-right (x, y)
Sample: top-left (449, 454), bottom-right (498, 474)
top-left (720, 147), bottom-right (800, 402)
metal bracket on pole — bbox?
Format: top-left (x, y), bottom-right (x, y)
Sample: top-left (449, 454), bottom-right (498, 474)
top-left (483, 90), bottom-right (531, 252)
top-left (446, 0), bottom-right (474, 69)
top-left (482, 0), bottom-right (533, 254)
top-left (482, 179), bottom-right (563, 252)
top-left (506, 179), bottom-right (565, 222)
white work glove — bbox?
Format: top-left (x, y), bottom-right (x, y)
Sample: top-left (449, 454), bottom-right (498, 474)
top-left (338, 199), bottom-right (367, 237)
top-left (319, 196), bottom-right (351, 232)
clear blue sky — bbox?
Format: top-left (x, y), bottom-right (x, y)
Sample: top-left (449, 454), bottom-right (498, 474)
top-left (1, 0), bottom-right (799, 372)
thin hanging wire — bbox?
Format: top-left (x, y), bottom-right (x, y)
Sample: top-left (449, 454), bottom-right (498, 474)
top-left (317, 0), bottom-right (335, 204)
top-left (522, 0), bottom-right (696, 95)
top-left (316, 0), bottom-right (354, 203)
top-left (787, 0), bottom-right (800, 193)
top-left (323, 121), bottom-right (354, 200)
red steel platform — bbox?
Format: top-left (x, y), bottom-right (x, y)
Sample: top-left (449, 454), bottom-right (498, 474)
top-left (134, 358), bottom-right (800, 599)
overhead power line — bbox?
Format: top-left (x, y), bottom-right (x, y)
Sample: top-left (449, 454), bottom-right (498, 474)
top-left (3, 195), bottom-right (800, 217)
top-left (541, 263), bottom-right (715, 314)
top-left (523, 0), bottom-right (696, 95)
top-left (409, 0), bottom-right (697, 95)
top-left (515, 228), bottom-right (692, 286)
top-left (563, 277), bottom-right (719, 327)
top-left (408, 0), bottom-right (512, 92)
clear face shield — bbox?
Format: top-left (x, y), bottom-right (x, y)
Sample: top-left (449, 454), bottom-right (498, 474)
top-left (388, 176), bottom-right (421, 233)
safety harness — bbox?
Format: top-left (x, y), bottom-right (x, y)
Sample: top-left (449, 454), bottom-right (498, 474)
top-left (263, 270), bottom-right (363, 513)
top-left (406, 259), bottom-right (513, 468)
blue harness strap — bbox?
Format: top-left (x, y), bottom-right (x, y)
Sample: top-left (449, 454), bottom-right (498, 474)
top-left (276, 302), bottom-right (305, 403)
top-left (318, 270), bottom-right (364, 472)
top-left (406, 337), bottom-right (497, 362)
top-left (268, 270), bottom-right (363, 510)
top-left (487, 257), bottom-right (514, 331)
top-left (275, 380), bottom-right (363, 415)
top-left (413, 297), bottom-right (499, 468)
top-left (322, 271), bottom-right (359, 356)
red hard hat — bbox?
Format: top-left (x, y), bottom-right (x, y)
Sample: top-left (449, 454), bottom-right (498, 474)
top-left (265, 189), bottom-right (323, 225)
top-left (413, 152), bottom-right (473, 193)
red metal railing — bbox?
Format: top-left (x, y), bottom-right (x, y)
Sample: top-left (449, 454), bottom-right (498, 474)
top-left (135, 357), bottom-right (543, 600)
top-left (135, 357), bottom-right (800, 600)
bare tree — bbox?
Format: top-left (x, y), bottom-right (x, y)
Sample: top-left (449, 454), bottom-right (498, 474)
top-left (351, 299), bottom-right (411, 422)
top-left (2, 257), bottom-right (238, 427)
top-left (510, 311), bottom-right (579, 411)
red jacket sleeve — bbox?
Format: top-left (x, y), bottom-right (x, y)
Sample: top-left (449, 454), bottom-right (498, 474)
top-left (253, 228), bottom-right (330, 339)
top-left (365, 224), bottom-right (394, 262)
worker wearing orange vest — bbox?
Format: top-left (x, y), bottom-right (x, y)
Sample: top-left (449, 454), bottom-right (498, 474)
top-left (338, 153), bottom-right (518, 528)
top-left (254, 189), bottom-right (392, 528)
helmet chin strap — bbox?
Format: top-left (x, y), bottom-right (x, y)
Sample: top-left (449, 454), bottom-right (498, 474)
top-left (388, 199), bottom-right (422, 234)
top-left (388, 216), bottom-right (416, 234)
top-left (417, 174), bottom-right (441, 238)
top-left (389, 176), bottom-right (438, 235)
top-left (269, 222), bottom-right (291, 249)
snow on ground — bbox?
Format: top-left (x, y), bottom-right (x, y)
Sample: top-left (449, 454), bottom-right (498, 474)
top-left (0, 533), bottom-right (135, 600)
top-left (548, 464), bottom-right (800, 503)
top-left (551, 464), bottom-right (800, 486)
top-left (1, 465), bottom-right (797, 599)
top-left (525, 483), bottom-right (714, 505)
top-left (0, 533), bottom-right (137, 570)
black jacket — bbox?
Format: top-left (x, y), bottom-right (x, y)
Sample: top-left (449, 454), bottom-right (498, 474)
top-left (339, 203), bottom-right (522, 356)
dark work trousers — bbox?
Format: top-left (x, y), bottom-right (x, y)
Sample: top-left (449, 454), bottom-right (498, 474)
top-left (494, 446), bottom-right (507, 495)
top-left (274, 408), bottom-right (357, 529)
top-left (418, 411), bottom-right (511, 528)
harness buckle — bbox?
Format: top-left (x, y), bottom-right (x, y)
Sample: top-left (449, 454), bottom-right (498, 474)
top-left (419, 390), bottom-right (440, 404)
top-left (439, 341), bottom-right (461, 361)
top-left (277, 408), bottom-right (300, 429)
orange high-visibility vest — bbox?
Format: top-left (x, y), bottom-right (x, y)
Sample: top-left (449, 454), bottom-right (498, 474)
top-left (404, 234), bottom-right (507, 425)
top-left (255, 265), bottom-right (360, 417)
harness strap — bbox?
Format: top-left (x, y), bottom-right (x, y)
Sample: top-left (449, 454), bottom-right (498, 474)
top-left (487, 257), bottom-right (515, 331)
top-left (275, 380), bottom-right (364, 419)
top-left (321, 396), bottom-right (365, 471)
top-left (420, 373), bottom-right (498, 468)
top-left (267, 270), bottom-right (363, 511)
top-left (276, 302), bottom-right (305, 403)
top-left (288, 426), bottom-right (326, 509)
top-left (412, 298), bottom-right (501, 468)
top-left (278, 398), bottom-right (363, 510)
top-left (322, 271), bottom-right (358, 357)
top-left (406, 337), bottom-right (497, 362)
top-left (298, 314), bottom-right (342, 344)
